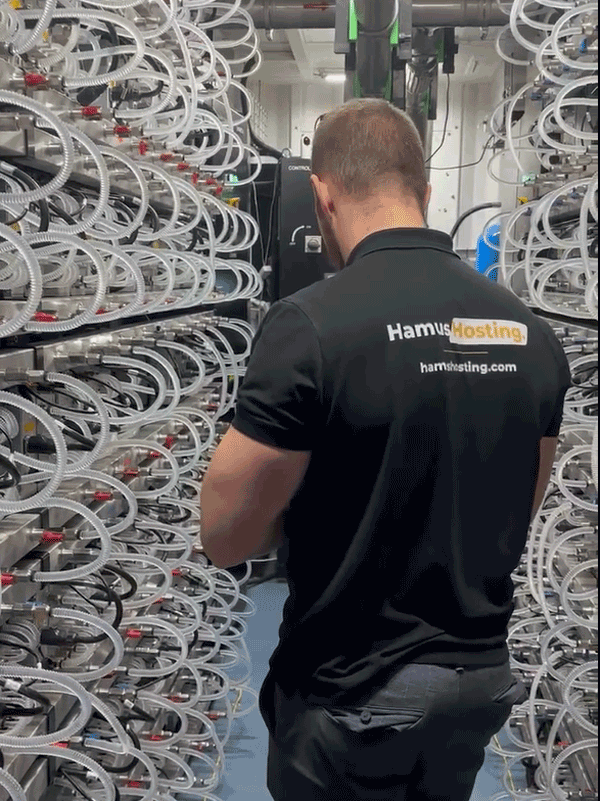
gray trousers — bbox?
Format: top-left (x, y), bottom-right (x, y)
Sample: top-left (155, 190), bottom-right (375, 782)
top-left (266, 662), bottom-right (528, 801)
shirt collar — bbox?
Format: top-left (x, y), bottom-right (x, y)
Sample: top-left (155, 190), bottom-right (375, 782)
top-left (346, 228), bottom-right (457, 267)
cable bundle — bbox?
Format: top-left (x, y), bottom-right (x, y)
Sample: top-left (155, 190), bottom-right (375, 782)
top-left (484, 2), bottom-right (598, 798)
top-left (0, 0), bottom-right (263, 336)
top-left (0, 1), bottom-right (264, 798)
top-left (0, 314), bottom-right (259, 800)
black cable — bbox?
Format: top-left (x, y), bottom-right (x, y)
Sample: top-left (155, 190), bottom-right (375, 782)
top-left (44, 580), bottom-right (124, 631)
top-left (0, 163), bottom-right (50, 232)
top-left (265, 158), bottom-right (283, 265)
top-left (101, 564), bottom-right (138, 601)
top-left (450, 202), bottom-right (502, 240)
top-left (58, 770), bottom-right (96, 801)
top-left (0, 637), bottom-right (42, 666)
top-left (0, 453), bottom-right (20, 491)
top-left (430, 134), bottom-right (495, 171)
top-left (425, 73), bottom-right (451, 165)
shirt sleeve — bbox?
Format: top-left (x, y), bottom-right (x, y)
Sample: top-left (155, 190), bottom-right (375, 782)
top-left (232, 300), bottom-right (323, 451)
top-left (542, 326), bottom-right (572, 437)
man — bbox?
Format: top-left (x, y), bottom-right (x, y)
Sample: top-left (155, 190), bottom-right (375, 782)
top-left (201, 99), bottom-right (572, 801)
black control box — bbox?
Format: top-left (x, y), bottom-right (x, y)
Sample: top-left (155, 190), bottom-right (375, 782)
top-left (272, 157), bottom-right (333, 300)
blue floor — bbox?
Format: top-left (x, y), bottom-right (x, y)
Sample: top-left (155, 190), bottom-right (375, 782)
top-left (215, 582), bottom-right (517, 800)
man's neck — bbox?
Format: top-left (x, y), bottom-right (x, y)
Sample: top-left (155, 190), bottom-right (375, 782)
top-left (337, 204), bottom-right (426, 264)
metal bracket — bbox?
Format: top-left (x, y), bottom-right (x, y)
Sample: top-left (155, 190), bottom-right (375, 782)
top-left (397, 0), bottom-right (413, 61)
top-left (334, 0), bottom-right (351, 54)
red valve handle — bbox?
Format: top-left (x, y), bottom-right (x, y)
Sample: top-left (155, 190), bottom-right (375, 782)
top-left (32, 311), bottom-right (58, 323)
top-left (41, 531), bottom-right (63, 544)
top-left (24, 73), bottom-right (48, 87)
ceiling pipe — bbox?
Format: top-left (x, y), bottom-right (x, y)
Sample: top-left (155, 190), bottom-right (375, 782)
top-left (353, 0), bottom-right (398, 98)
top-left (250, 0), bottom-right (508, 29)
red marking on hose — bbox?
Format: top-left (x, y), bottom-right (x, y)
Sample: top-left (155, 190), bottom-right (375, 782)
top-left (160, 153), bottom-right (174, 162)
top-left (148, 734), bottom-right (165, 742)
top-left (126, 629), bottom-right (142, 639)
top-left (206, 177), bottom-right (217, 186)
top-left (168, 695), bottom-right (184, 703)
top-left (172, 568), bottom-right (182, 577)
top-left (215, 186), bottom-right (224, 196)
top-left (191, 172), bottom-right (200, 186)
top-left (41, 531), bottom-right (63, 544)
top-left (24, 73), bottom-right (47, 87)
top-left (114, 125), bottom-right (131, 137)
top-left (122, 468), bottom-right (139, 478)
top-left (95, 308), bottom-right (107, 315)
top-left (52, 742), bottom-right (70, 749)
top-left (81, 106), bottom-right (101, 118)
top-left (1, 573), bottom-right (15, 586)
top-left (32, 311), bottom-right (58, 323)
top-left (556, 741), bottom-right (570, 749)
top-left (177, 162), bottom-right (190, 172)
top-left (94, 491), bottom-right (113, 502)
top-left (148, 451), bottom-right (161, 459)
top-left (207, 712), bottom-right (223, 721)
top-left (164, 435), bottom-right (176, 449)
top-left (138, 140), bottom-right (149, 156)
top-left (304, 2), bottom-right (330, 9)
top-left (126, 781), bottom-right (144, 789)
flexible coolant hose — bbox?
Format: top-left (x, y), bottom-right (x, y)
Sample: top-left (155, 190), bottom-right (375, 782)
top-left (142, 745), bottom-right (198, 790)
top-left (0, 392), bottom-right (67, 513)
top-left (132, 520), bottom-right (194, 561)
top-left (156, 340), bottom-right (206, 395)
top-left (45, 373), bottom-right (111, 469)
top-left (123, 616), bottom-right (189, 677)
top-left (168, 749), bottom-right (221, 793)
top-left (22, 235), bottom-right (108, 331)
top-left (131, 347), bottom-right (182, 415)
top-left (11, 0), bottom-right (57, 54)
top-left (19, 9), bottom-right (146, 88)
top-left (4, 746), bottom-right (116, 801)
top-left (84, 740), bottom-right (159, 801)
top-left (50, 608), bottom-right (124, 682)
top-left (100, 355), bottom-right (168, 424)
top-left (592, 423), bottom-right (599, 490)
top-left (0, 223), bottom-right (44, 337)
top-left (72, 470), bottom-right (137, 534)
top-left (0, 668), bottom-right (92, 747)
top-left (0, 769), bottom-right (26, 801)
top-left (93, 241), bottom-right (146, 321)
top-left (108, 553), bottom-right (173, 608)
top-left (103, 438), bottom-right (180, 498)
top-left (29, 498), bottom-right (111, 582)
top-left (0, 97), bottom-right (74, 205)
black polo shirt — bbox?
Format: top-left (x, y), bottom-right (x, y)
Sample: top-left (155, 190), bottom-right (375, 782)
top-left (232, 227), bottom-right (571, 712)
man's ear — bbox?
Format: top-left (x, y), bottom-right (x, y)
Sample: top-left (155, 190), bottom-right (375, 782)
top-left (311, 175), bottom-right (333, 218)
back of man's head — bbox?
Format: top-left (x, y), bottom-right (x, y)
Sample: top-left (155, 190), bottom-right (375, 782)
top-left (311, 98), bottom-right (428, 214)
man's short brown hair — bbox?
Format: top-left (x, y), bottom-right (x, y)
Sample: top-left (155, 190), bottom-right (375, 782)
top-left (311, 98), bottom-right (428, 211)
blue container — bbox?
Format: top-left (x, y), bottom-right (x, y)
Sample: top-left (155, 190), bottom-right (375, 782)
top-left (476, 223), bottom-right (500, 281)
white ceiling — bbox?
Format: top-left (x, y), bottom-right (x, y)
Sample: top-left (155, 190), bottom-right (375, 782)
top-left (254, 28), bottom-right (502, 86)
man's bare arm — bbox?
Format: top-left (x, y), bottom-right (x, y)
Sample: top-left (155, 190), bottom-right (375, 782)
top-left (531, 437), bottom-right (559, 520)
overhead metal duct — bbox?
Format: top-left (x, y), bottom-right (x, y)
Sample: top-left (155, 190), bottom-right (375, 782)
top-left (250, 0), bottom-right (508, 29)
